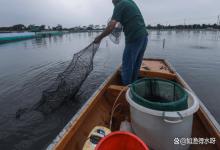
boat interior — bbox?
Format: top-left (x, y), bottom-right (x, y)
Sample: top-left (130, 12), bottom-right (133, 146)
top-left (51, 58), bottom-right (220, 150)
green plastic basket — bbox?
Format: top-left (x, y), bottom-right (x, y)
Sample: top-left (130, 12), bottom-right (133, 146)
top-left (130, 78), bottom-right (188, 111)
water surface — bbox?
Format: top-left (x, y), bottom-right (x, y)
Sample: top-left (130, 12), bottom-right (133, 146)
top-left (0, 30), bottom-right (219, 149)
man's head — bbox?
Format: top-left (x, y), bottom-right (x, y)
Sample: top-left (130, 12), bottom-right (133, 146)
top-left (112, 0), bottom-right (120, 5)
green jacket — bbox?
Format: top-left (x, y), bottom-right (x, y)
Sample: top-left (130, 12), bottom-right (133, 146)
top-left (112, 0), bottom-right (147, 43)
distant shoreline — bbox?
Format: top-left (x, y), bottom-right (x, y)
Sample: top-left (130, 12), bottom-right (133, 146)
top-left (1, 23), bottom-right (220, 33)
top-left (1, 28), bottom-right (219, 34)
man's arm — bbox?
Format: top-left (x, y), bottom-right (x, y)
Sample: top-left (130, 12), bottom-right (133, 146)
top-left (94, 20), bottom-right (117, 43)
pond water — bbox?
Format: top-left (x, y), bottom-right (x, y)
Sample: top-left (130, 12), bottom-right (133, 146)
top-left (0, 30), bottom-right (219, 149)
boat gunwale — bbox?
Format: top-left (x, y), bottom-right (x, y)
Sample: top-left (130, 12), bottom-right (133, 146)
top-left (47, 58), bottom-right (220, 150)
top-left (164, 59), bottom-right (220, 133)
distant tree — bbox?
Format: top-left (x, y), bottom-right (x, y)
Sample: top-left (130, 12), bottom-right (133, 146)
top-left (87, 26), bottom-right (93, 30)
top-left (95, 25), bottom-right (100, 29)
top-left (213, 24), bottom-right (218, 29)
top-left (168, 25), bottom-right (172, 29)
top-left (12, 24), bottom-right (26, 31)
top-left (157, 24), bottom-right (162, 30)
top-left (202, 24), bottom-right (207, 29)
top-left (27, 24), bottom-right (35, 30)
top-left (27, 24), bottom-right (41, 32)
top-left (55, 24), bottom-right (62, 31)
top-left (30, 25), bottom-right (45, 32)
top-left (82, 26), bottom-right (87, 30)
top-left (102, 25), bottom-right (106, 29)
top-left (0, 27), bottom-right (10, 31)
top-left (192, 24), bottom-right (201, 29)
top-left (40, 25), bottom-right (45, 31)
top-left (88, 24), bottom-right (94, 30)
top-left (146, 25), bottom-right (152, 29)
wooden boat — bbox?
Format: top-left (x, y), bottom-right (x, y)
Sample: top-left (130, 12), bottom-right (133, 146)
top-left (47, 58), bottom-right (220, 150)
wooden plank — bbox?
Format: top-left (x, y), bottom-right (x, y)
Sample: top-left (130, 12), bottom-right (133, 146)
top-left (140, 70), bottom-right (177, 80)
top-left (108, 85), bottom-right (127, 91)
top-left (197, 109), bottom-right (220, 147)
top-left (65, 99), bottom-right (111, 149)
top-left (141, 59), bottom-right (173, 74)
top-left (191, 115), bottom-right (218, 150)
top-left (107, 85), bottom-right (128, 97)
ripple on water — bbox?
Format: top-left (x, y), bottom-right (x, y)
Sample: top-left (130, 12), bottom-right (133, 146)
top-left (189, 45), bottom-right (213, 50)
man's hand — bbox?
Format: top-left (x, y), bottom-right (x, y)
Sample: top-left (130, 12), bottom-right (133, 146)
top-left (93, 20), bottom-right (117, 44)
top-left (94, 36), bottom-right (102, 44)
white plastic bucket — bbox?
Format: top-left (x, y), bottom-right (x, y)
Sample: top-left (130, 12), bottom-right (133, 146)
top-left (126, 88), bottom-right (199, 150)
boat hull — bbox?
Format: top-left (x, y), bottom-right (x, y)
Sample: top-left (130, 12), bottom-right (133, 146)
top-left (47, 58), bottom-right (220, 150)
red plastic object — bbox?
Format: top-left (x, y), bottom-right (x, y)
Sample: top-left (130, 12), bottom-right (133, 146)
top-left (95, 131), bottom-right (149, 150)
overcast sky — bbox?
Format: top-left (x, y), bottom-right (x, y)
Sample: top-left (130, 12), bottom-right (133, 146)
top-left (0, 0), bottom-right (219, 27)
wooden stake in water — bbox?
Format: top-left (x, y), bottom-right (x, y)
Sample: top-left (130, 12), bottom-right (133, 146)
top-left (163, 38), bottom-right (166, 49)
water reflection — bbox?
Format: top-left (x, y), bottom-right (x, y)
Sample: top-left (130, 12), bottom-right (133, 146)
top-left (33, 38), bottom-right (47, 48)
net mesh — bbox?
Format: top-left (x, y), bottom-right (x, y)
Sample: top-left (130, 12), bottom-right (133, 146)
top-left (16, 23), bottom-right (122, 118)
top-left (33, 43), bottom-right (100, 114)
top-left (16, 43), bottom-right (99, 117)
top-left (33, 24), bottom-right (122, 114)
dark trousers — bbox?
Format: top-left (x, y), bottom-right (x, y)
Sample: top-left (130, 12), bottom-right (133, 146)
top-left (121, 35), bottom-right (148, 85)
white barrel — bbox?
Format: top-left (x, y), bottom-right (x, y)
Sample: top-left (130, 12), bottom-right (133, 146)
top-left (126, 88), bottom-right (199, 150)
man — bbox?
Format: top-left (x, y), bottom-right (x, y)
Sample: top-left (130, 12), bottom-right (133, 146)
top-left (94, 0), bottom-right (148, 85)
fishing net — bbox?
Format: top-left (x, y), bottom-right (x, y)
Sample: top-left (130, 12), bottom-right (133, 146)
top-left (16, 22), bottom-right (122, 117)
top-left (109, 22), bottom-right (123, 44)
top-left (32, 43), bottom-right (100, 114)
top-left (34, 24), bottom-right (122, 113)
top-left (15, 43), bottom-right (100, 117)
top-left (34, 24), bottom-right (122, 114)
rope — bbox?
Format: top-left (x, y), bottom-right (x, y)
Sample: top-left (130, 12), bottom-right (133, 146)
top-left (109, 86), bottom-right (128, 130)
